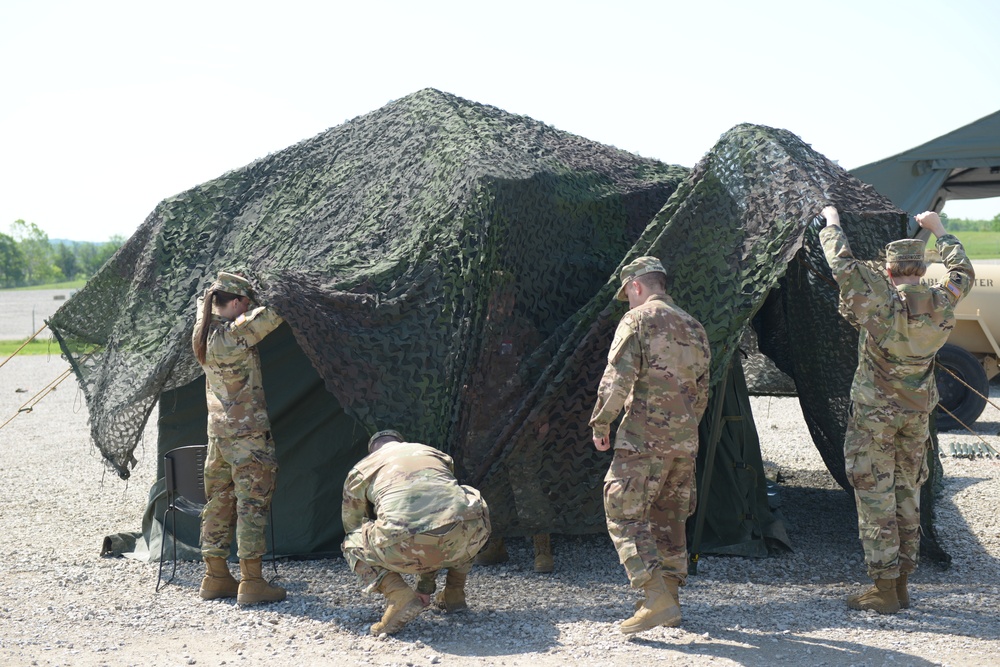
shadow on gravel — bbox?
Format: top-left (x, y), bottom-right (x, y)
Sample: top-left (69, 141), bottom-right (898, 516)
top-left (630, 631), bottom-right (939, 667)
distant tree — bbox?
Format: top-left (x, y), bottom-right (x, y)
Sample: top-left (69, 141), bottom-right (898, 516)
top-left (55, 242), bottom-right (79, 280)
top-left (993, 213), bottom-right (1000, 233)
top-left (0, 232), bottom-right (27, 287)
top-left (9, 220), bottom-right (58, 285)
top-left (81, 235), bottom-right (124, 275)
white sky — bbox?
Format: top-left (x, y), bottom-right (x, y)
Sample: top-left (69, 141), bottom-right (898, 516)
top-left (2, 0), bottom-right (999, 242)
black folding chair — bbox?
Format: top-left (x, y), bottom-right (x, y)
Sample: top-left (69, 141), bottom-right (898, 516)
top-left (155, 444), bottom-right (278, 592)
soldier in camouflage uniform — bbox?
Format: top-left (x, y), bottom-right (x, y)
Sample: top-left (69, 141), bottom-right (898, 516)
top-left (820, 206), bottom-right (973, 614)
top-left (590, 256), bottom-right (711, 635)
top-left (191, 271), bottom-right (287, 605)
top-left (342, 430), bottom-right (491, 636)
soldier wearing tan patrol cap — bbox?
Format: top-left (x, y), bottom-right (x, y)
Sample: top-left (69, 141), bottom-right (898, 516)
top-left (590, 255), bottom-right (712, 634)
top-left (820, 206), bottom-right (973, 615)
top-left (191, 270), bottom-right (288, 606)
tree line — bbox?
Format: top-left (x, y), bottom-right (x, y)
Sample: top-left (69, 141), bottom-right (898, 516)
top-left (941, 213), bottom-right (1000, 232)
top-left (0, 220), bottom-right (124, 288)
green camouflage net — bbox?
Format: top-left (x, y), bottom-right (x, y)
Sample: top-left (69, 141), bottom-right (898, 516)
top-left (48, 88), bottom-right (686, 481)
top-left (50, 90), bottom-right (947, 559)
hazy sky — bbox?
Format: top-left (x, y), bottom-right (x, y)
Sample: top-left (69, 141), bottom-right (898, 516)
top-left (2, 0), bottom-right (999, 242)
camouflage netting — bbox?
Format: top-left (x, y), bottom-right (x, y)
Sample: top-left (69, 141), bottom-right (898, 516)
top-left (475, 122), bottom-right (909, 540)
top-left (49, 88), bottom-right (946, 560)
top-left (47, 86), bottom-right (685, 480)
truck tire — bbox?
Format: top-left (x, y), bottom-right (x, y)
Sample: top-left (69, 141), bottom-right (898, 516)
top-left (935, 343), bottom-right (989, 431)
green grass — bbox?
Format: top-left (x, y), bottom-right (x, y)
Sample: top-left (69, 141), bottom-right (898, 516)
top-left (0, 338), bottom-right (63, 357)
top-left (3, 279), bottom-right (87, 291)
top-left (953, 231), bottom-right (1000, 259)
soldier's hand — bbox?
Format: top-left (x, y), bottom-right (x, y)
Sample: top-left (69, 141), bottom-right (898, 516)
top-left (593, 435), bottom-right (611, 451)
top-left (915, 211), bottom-right (946, 237)
top-left (821, 205), bottom-right (840, 227)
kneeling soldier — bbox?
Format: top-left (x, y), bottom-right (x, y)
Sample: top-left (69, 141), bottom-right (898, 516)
top-left (342, 430), bottom-right (491, 635)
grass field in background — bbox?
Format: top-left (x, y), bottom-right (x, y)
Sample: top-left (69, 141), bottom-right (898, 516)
top-left (0, 338), bottom-right (62, 357)
top-left (5, 279), bottom-right (86, 291)
top-left (954, 231), bottom-right (1000, 259)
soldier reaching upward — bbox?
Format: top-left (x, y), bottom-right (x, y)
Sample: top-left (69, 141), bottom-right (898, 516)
top-left (342, 430), bottom-right (491, 636)
top-left (820, 206), bottom-right (973, 613)
top-left (590, 256), bottom-right (711, 635)
top-left (191, 271), bottom-right (288, 605)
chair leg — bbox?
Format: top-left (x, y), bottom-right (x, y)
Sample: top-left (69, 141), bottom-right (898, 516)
top-left (169, 507), bottom-right (180, 585)
top-left (155, 507), bottom-right (173, 592)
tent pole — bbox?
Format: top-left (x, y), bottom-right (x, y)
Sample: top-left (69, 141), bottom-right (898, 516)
top-left (688, 359), bottom-right (731, 574)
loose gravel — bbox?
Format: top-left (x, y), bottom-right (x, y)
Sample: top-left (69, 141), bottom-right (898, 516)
top-left (2, 354), bottom-right (999, 667)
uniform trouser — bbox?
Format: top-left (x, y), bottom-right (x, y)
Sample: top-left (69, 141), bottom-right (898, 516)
top-left (603, 448), bottom-right (697, 589)
top-left (342, 494), bottom-right (491, 593)
top-left (200, 431), bottom-right (278, 560)
top-left (845, 403), bottom-right (930, 579)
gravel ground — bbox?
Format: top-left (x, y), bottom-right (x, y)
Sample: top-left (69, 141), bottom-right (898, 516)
top-left (2, 354), bottom-right (999, 667)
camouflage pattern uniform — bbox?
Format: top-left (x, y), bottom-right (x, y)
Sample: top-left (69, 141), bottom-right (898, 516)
top-left (821, 225), bottom-right (973, 579)
top-left (341, 440), bottom-right (491, 592)
top-left (590, 257), bottom-right (711, 589)
top-left (194, 280), bottom-right (284, 560)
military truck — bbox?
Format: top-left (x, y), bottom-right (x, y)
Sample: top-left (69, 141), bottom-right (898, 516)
top-left (923, 259), bottom-right (999, 430)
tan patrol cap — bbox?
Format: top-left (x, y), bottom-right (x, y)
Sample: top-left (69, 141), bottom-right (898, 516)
top-left (367, 429), bottom-right (404, 451)
top-left (885, 239), bottom-right (927, 262)
top-left (616, 256), bottom-right (666, 301)
top-left (211, 271), bottom-right (253, 298)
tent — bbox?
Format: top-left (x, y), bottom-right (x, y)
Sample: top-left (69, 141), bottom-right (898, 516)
top-left (49, 89), bottom-right (941, 565)
top-left (852, 110), bottom-right (1000, 216)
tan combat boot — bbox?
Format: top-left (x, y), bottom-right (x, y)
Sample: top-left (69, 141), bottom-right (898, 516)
top-left (435, 568), bottom-right (468, 612)
top-left (620, 571), bottom-right (681, 634)
top-left (634, 574), bottom-right (680, 618)
top-left (847, 577), bottom-right (900, 614)
top-left (533, 534), bottom-right (554, 573)
top-left (237, 558), bottom-right (287, 605)
top-left (371, 572), bottom-right (424, 635)
top-left (199, 556), bottom-right (239, 600)
top-left (896, 572), bottom-right (910, 609)
top-left (474, 536), bottom-right (509, 565)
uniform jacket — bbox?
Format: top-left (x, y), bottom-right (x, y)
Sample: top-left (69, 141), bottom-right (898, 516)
top-left (194, 299), bottom-right (284, 438)
top-left (820, 225), bottom-right (973, 412)
top-left (342, 441), bottom-right (485, 545)
top-left (590, 294), bottom-right (711, 454)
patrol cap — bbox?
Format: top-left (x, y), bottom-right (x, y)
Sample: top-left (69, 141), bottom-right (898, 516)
top-left (367, 429), bottom-right (404, 451)
top-left (211, 271), bottom-right (253, 298)
top-left (885, 239), bottom-right (927, 263)
top-left (616, 256), bottom-right (666, 301)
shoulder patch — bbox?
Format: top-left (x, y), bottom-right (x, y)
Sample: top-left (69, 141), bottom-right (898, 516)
top-left (234, 313), bottom-right (247, 326)
top-left (943, 279), bottom-right (962, 299)
top-left (608, 328), bottom-right (635, 364)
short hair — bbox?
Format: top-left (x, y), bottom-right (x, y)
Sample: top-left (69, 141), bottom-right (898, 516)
top-left (636, 271), bottom-right (667, 293)
top-left (886, 259), bottom-right (927, 278)
top-left (367, 429), bottom-right (403, 452)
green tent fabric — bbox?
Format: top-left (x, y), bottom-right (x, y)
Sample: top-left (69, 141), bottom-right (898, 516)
top-left (852, 110), bottom-right (1000, 215)
top-left (49, 89), bottom-right (943, 564)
